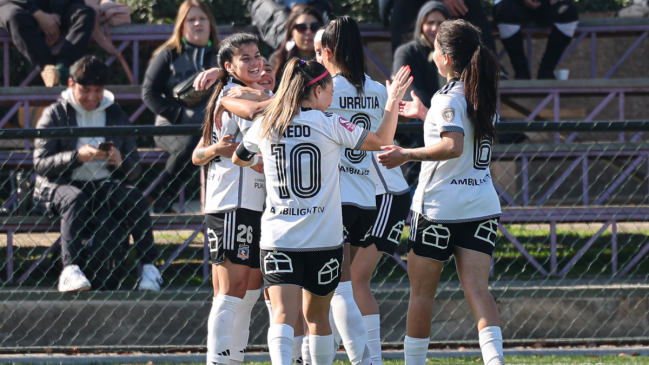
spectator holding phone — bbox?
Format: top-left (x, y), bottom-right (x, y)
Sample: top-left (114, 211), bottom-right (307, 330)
top-left (33, 56), bottom-right (161, 292)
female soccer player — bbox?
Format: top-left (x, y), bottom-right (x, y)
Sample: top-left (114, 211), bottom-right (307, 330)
top-left (378, 19), bottom-right (504, 365)
top-left (233, 60), bottom-right (412, 365)
top-left (192, 33), bottom-right (266, 365)
top-left (320, 16), bottom-right (410, 365)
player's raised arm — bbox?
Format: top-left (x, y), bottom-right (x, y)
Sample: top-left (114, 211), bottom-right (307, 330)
top-left (359, 66), bottom-right (413, 151)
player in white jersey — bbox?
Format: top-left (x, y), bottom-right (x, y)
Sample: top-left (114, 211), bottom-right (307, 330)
top-left (191, 33), bottom-right (266, 365)
top-left (379, 20), bottom-right (505, 365)
top-left (320, 16), bottom-right (411, 365)
top-left (233, 60), bottom-right (412, 365)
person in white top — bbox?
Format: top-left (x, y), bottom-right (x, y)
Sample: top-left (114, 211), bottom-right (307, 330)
top-left (319, 16), bottom-right (411, 365)
top-left (379, 20), bottom-right (505, 365)
top-left (233, 59), bottom-right (412, 365)
top-left (191, 33), bottom-right (266, 365)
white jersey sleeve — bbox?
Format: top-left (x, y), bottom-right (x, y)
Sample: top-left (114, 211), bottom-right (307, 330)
top-left (327, 112), bottom-right (369, 150)
top-left (241, 118), bottom-right (262, 153)
top-left (426, 94), bottom-right (466, 136)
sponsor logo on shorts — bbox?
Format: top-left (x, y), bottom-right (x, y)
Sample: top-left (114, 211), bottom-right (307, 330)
top-left (237, 244), bottom-right (250, 260)
top-left (318, 258), bottom-right (340, 285)
top-left (388, 220), bottom-right (406, 244)
top-left (264, 251), bottom-right (294, 274)
top-left (422, 224), bottom-right (451, 249)
top-left (474, 219), bottom-right (499, 246)
top-left (207, 228), bottom-right (220, 253)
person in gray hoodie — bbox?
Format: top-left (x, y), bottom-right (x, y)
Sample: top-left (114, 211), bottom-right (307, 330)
top-left (34, 56), bottom-right (161, 292)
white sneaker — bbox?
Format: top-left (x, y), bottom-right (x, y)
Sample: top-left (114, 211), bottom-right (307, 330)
top-left (58, 265), bottom-right (91, 292)
top-left (139, 264), bottom-right (163, 291)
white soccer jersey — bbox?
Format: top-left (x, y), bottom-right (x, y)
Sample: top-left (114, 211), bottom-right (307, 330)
top-left (412, 79), bottom-right (501, 222)
top-left (327, 74), bottom-right (388, 208)
top-left (241, 109), bottom-right (369, 251)
top-left (204, 79), bottom-right (266, 213)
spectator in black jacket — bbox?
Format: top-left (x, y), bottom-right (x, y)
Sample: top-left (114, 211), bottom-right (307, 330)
top-left (392, 1), bottom-right (449, 186)
top-left (0, 0), bottom-right (95, 86)
top-left (142, 0), bottom-right (219, 213)
top-left (33, 56), bottom-right (160, 292)
top-left (494, 0), bottom-right (579, 79)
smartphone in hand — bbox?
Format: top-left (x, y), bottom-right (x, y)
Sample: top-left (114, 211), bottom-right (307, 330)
top-left (98, 141), bottom-right (114, 152)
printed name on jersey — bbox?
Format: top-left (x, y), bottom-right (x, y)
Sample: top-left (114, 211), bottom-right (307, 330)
top-left (450, 174), bottom-right (491, 186)
top-left (318, 258), bottom-right (341, 284)
top-left (473, 138), bottom-right (492, 170)
top-left (474, 219), bottom-right (498, 246)
top-left (339, 96), bottom-right (381, 109)
top-left (340, 166), bottom-right (370, 175)
top-left (442, 108), bottom-right (455, 122)
top-left (264, 251), bottom-right (294, 273)
top-left (282, 125), bottom-right (311, 138)
top-left (339, 116), bottom-right (357, 132)
top-left (269, 206), bottom-right (325, 216)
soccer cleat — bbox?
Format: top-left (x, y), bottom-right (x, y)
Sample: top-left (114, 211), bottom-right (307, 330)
top-left (40, 65), bottom-right (60, 87)
top-left (58, 265), bottom-right (91, 292)
top-left (138, 264), bottom-right (163, 291)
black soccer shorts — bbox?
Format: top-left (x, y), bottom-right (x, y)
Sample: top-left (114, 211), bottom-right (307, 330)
top-left (366, 192), bottom-right (411, 255)
top-left (205, 209), bottom-right (262, 268)
top-left (260, 246), bottom-right (343, 297)
top-left (408, 211), bottom-right (500, 262)
top-left (342, 205), bottom-right (378, 248)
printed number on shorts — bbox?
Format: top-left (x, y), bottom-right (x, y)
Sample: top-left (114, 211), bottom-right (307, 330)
top-left (237, 224), bottom-right (253, 244)
top-left (272, 143), bottom-right (322, 199)
top-left (344, 113), bottom-right (371, 164)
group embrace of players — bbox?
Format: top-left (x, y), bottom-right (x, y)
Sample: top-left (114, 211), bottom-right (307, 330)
top-left (191, 15), bottom-right (506, 365)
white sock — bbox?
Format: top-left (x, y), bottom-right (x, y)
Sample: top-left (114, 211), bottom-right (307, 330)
top-left (293, 334), bottom-right (304, 364)
top-left (328, 308), bottom-right (341, 350)
top-left (309, 334), bottom-right (335, 365)
top-left (230, 289), bottom-right (260, 362)
top-left (266, 299), bottom-right (273, 322)
top-left (363, 314), bottom-right (382, 365)
top-left (268, 324), bottom-right (294, 365)
top-left (207, 295), bottom-right (242, 365)
top-left (330, 281), bottom-right (371, 365)
top-left (302, 335), bottom-right (311, 365)
top-left (479, 326), bottom-right (505, 365)
top-left (404, 336), bottom-right (428, 365)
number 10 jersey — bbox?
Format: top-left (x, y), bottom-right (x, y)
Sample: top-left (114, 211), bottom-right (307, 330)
top-left (241, 109), bottom-right (369, 251)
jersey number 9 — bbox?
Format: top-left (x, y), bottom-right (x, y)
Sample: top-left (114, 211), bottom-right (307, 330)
top-left (344, 113), bottom-right (371, 164)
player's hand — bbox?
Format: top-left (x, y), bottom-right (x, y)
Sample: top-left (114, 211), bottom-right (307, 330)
top-left (213, 98), bottom-right (229, 131)
top-left (214, 134), bottom-right (239, 158)
top-left (107, 147), bottom-right (123, 167)
top-left (193, 68), bottom-right (223, 91)
top-left (399, 91), bottom-right (428, 120)
top-left (224, 86), bottom-right (270, 101)
top-left (378, 145), bottom-right (408, 169)
top-left (524, 0), bottom-right (541, 9)
top-left (78, 144), bottom-right (108, 163)
top-left (34, 11), bottom-right (61, 46)
top-left (251, 157), bottom-right (264, 174)
top-left (442, 0), bottom-right (468, 16)
top-left (386, 66), bottom-right (414, 103)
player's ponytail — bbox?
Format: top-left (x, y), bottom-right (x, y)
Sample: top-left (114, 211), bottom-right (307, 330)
top-left (437, 20), bottom-right (498, 143)
top-left (260, 59), bottom-right (332, 142)
top-left (202, 33), bottom-right (259, 145)
top-left (321, 16), bottom-right (365, 95)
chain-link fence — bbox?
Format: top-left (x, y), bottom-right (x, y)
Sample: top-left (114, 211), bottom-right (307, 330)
top-left (1, 121), bottom-right (649, 351)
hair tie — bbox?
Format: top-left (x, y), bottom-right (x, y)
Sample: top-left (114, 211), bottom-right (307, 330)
top-left (306, 70), bottom-right (329, 87)
top-left (299, 59), bottom-right (307, 67)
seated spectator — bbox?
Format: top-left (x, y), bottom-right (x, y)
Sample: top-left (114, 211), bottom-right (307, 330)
top-left (248, 0), bottom-right (330, 49)
top-left (142, 0), bottom-right (220, 213)
top-left (269, 5), bottom-right (323, 86)
top-left (387, 0), bottom-right (497, 56)
top-left (392, 1), bottom-right (450, 186)
top-left (33, 56), bottom-right (161, 292)
top-left (494, 0), bottom-right (579, 79)
top-left (85, 0), bottom-right (131, 56)
top-left (0, 0), bottom-right (95, 86)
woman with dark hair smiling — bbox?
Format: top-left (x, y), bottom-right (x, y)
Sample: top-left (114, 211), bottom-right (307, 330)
top-left (270, 5), bottom-right (323, 86)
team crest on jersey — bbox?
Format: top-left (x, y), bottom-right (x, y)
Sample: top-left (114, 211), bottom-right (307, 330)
top-left (339, 117), bottom-right (357, 132)
top-left (442, 108), bottom-right (455, 122)
top-left (237, 244), bottom-right (250, 260)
